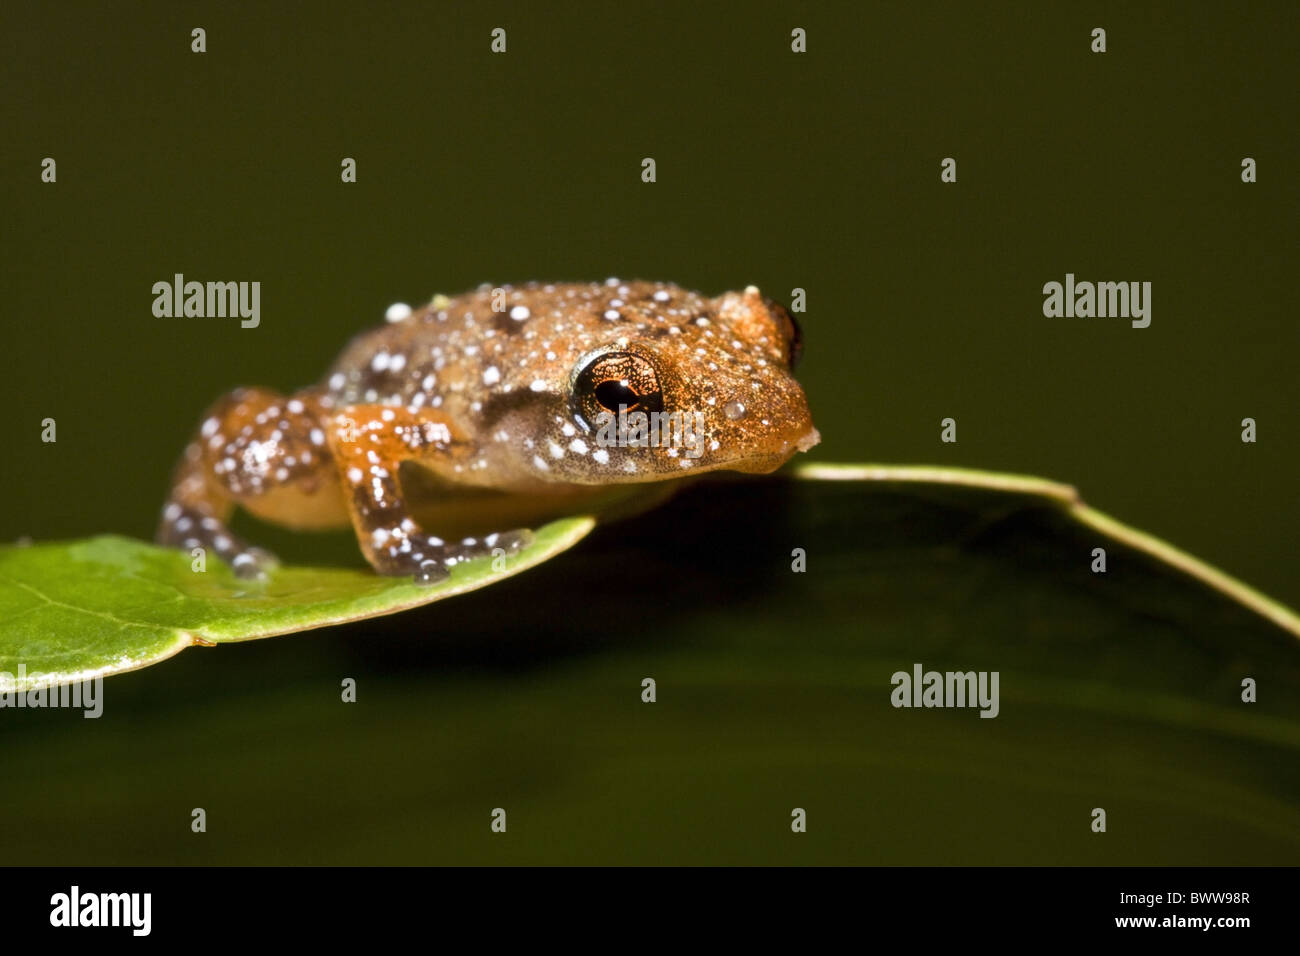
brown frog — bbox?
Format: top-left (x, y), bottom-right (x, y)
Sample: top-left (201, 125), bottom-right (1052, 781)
top-left (157, 280), bottom-right (819, 582)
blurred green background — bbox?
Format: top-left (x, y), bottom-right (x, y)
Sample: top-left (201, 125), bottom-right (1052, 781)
top-left (0, 1), bottom-right (1296, 863)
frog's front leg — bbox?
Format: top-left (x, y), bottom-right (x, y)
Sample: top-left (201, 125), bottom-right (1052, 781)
top-left (325, 405), bottom-right (532, 582)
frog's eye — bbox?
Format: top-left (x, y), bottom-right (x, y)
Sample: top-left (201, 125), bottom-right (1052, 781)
top-left (784, 312), bottom-right (803, 370)
top-left (769, 300), bottom-right (803, 370)
top-left (574, 351), bottom-right (664, 427)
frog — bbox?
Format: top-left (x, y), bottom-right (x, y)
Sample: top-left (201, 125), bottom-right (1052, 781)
top-left (156, 279), bottom-right (819, 583)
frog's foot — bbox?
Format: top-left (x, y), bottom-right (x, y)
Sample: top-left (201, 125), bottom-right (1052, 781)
top-left (366, 525), bottom-right (535, 583)
top-left (156, 503), bottom-right (280, 579)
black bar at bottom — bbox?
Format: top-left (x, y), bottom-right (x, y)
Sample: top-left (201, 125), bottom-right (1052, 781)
top-left (1, 865), bottom-right (1289, 942)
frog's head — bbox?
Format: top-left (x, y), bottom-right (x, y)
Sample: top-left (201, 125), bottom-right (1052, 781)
top-left (498, 283), bottom-right (818, 485)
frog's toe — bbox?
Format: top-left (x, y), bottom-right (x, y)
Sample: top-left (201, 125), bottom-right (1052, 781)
top-left (370, 532), bottom-right (458, 577)
top-left (433, 534), bottom-right (493, 567)
top-left (486, 528), bottom-right (534, 555)
top-left (413, 559), bottom-right (451, 587)
top-left (367, 527), bottom-right (535, 578)
top-left (230, 546), bottom-right (279, 580)
top-left (439, 529), bottom-right (533, 566)
top-left (159, 504), bottom-right (278, 577)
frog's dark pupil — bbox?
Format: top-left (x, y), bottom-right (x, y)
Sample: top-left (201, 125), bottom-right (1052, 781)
top-left (595, 379), bottom-right (641, 411)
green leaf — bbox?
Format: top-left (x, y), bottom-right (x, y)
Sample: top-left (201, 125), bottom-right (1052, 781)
top-left (792, 462), bottom-right (1300, 638)
top-left (2, 464), bottom-right (1296, 698)
top-left (0, 517), bottom-right (595, 691)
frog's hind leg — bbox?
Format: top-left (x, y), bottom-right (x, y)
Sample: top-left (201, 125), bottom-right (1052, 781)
top-left (156, 387), bottom-right (345, 577)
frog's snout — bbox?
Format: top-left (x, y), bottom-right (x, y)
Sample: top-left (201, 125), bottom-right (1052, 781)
top-left (795, 426), bottom-right (821, 453)
top-left (772, 386), bottom-right (819, 458)
top-left (770, 423), bottom-right (820, 461)
top-left (723, 382), bottom-right (819, 473)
